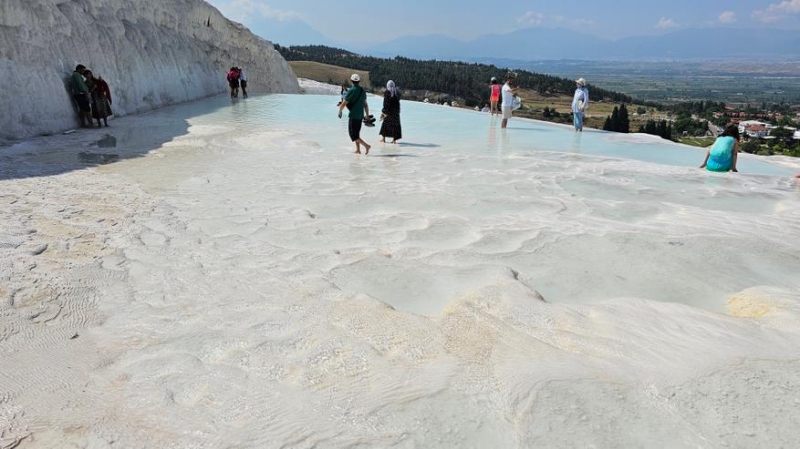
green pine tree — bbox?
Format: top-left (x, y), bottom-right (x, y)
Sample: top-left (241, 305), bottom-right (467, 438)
top-left (619, 104), bottom-right (630, 133)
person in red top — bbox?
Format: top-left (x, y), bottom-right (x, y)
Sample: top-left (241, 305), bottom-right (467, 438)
top-left (227, 67), bottom-right (240, 98)
top-left (489, 77), bottom-right (500, 116)
top-left (83, 70), bottom-right (113, 127)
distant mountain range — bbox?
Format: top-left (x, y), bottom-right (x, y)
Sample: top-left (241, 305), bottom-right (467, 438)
top-left (242, 15), bottom-right (799, 62)
top-left (236, 17), bottom-right (338, 47)
top-left (356, 27), bottom-right (800, 61)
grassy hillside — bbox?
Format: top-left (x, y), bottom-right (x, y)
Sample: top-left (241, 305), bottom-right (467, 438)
top-left (277, 45), bottom-right (636, 108)
top-left (514, 92), bottom-right (664, 133)
top-left (289, 61), bottom-right (371, 89)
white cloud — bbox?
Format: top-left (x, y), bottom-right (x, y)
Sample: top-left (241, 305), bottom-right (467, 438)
top-left (518, 11), bottom-right (544, 26)
top-left (718, 11), bottom-right (737, 23)
top-left (752, 10), bottom-right (781, 22)
top-left (753, 0), bottom-right (800, 22)
top-left (212, 0), bottom-right (300, 24)
top-left (768, 0), bottom-right (800, 12)
top-left (656, 17), bottom-right (680, 29)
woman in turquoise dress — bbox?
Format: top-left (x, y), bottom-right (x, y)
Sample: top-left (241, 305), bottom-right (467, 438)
top-left (700, 125), bottom-right (740, 172)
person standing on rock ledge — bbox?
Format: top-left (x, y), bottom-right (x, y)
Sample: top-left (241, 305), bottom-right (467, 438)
top-left (571, 77), bottom-right (589, 132)
top-left (338, 73), bottom-right (371, 155)
top-left (70, 64), bottom-right (93, 128)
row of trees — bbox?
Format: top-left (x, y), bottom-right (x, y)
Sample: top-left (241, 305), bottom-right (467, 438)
top-left (276, 45), bottom-right (637, 107)
top-left (667, 100), bottom-right (726, 117)
top-left (740, 138), bottom-right (800, 157)
top-left (637, 120), bottom-right (673, 140)
top-left (602, 105), bottom-right (630, 133)
top-left (672, 113), bottom-right (710, 136)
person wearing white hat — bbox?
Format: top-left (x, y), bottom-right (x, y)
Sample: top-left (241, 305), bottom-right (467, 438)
top-left (338, 73), bottom-right (372, 154)
top-left (571, 77), bottom-right (589, 132)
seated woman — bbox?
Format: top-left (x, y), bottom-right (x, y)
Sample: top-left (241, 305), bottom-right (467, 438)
top-left (700, 125), bottom-right (740, 172)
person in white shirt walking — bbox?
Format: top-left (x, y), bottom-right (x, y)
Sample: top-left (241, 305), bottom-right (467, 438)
top-left (571, 77), bottom-right (589, 132)
top-left (500, 73), bottom-right (519, 129)
top-left (239, 68), bottom-right (248, 98)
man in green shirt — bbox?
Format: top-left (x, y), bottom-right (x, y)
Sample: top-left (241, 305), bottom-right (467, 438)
top-left (337, 73), bottom-right (371, 154)
top-left (71, 64), bottom-right (93, 127)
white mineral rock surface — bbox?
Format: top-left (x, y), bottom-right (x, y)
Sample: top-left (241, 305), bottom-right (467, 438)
top-left (0, 0), bottom-right (299, 140)
top-left (1, 93), bottom-right (799, 447)
top-left (299, 78), bottom-right (345, 95)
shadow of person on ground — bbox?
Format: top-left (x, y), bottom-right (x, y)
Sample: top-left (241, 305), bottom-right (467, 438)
top-left (0, 95), bottom-right (235, 181)
top-left (397, 142), bottom-right (440, 148)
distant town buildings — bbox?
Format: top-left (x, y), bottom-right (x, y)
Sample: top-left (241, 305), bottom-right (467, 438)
top-left (721, 107), bottom-right (784, 122)
top-left (738, 120), bottom-right (769, 138)
top-left (735, 120), bottom-right (799, 140)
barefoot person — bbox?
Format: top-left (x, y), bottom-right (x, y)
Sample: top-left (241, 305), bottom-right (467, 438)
top-left (226, 67), bottom-right (240, 98)
top-left (500, 73), bottom-right (519, 129)
top-left (700, 124), bottom-right (740, 173)
top-left (239, 68), bottom-right (248, 98)
top-left (338, 74), bottom-right (371, 155)
top-left (489, 77), bottom-right (500, 115)
top-left (571, 77), bottom-right (589, 132)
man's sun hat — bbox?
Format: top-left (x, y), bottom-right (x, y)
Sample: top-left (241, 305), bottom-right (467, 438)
top-left (576, 77), bottom-right (586, 86)
top-left (491, 76), bottom-right (497, 81)
top-left (350, 73), bottom-right (361, 82)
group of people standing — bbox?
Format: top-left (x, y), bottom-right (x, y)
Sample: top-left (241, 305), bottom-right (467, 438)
top-left (338, 74), bottom-right (402, 154)
top-left (488, 74), bottom-right (520, 129)
top-left (336, 72), bottom-right (588, 153)
top-left (71, 64), bottom-right (112, 128)
top-left (488, 75), bottom-right (589, 132)
top-left (226, 67), bottom-right (248, 99)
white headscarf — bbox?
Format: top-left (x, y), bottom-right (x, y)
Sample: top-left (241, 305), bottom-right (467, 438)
top-left (386, 80), bottom-right (398, 98)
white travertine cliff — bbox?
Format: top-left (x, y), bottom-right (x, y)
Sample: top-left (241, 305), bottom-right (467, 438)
top-left (0, 0), bottom-right (300, 140)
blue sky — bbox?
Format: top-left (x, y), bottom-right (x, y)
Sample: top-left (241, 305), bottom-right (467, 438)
top-left (206, 0), bottom-right (800, 43)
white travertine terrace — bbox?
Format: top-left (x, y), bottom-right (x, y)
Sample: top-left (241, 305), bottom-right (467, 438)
top-left (0, 0), bottom-right (299, 140)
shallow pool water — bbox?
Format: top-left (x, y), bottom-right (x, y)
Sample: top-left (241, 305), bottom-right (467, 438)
top-left (102, 93), bottom-right (800, 315)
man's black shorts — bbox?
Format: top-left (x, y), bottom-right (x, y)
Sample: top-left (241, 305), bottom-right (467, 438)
top-left (240, 80), bottom-right (247, 89)
top-left (348, 118), bottom-right (362, 142)
top-left (73, 93), bottom-right (90, 112)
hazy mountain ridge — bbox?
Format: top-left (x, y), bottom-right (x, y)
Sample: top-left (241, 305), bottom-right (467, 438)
top-left (225, 13), bottom-right (798, 62)
top-left (359, 27), bottom-right (800, 61)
